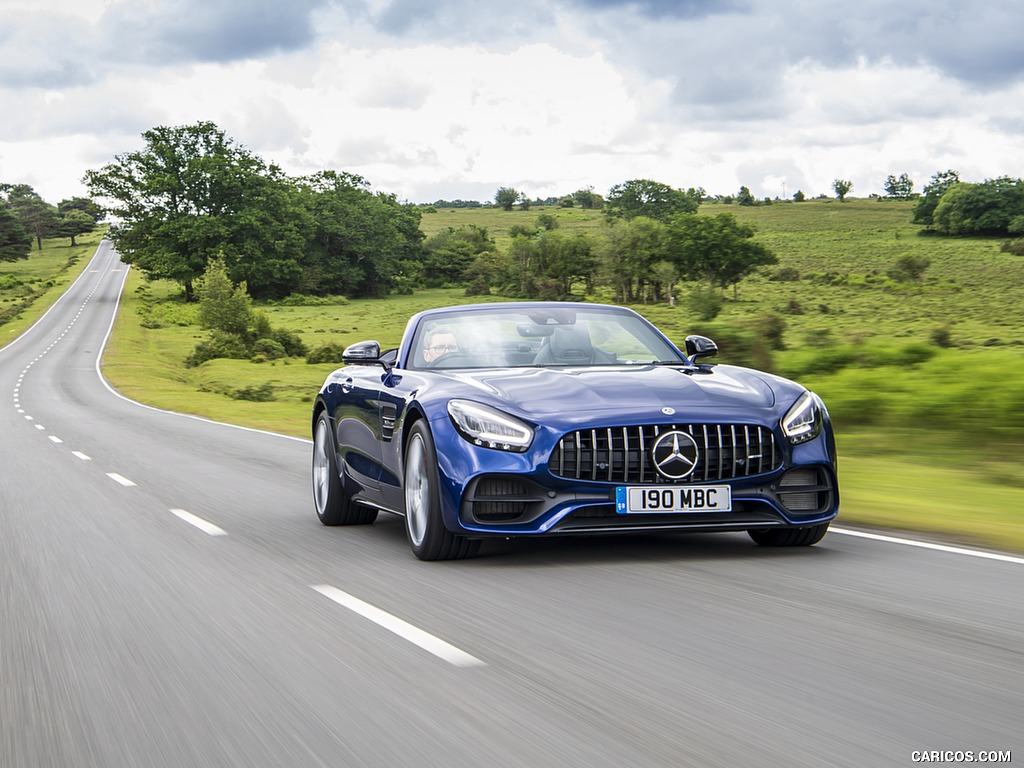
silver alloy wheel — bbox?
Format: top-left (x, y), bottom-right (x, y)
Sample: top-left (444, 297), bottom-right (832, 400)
top-left (313, 418), bottom-right (331, 516)
top-left (405, 433), bottom-right (429, 547)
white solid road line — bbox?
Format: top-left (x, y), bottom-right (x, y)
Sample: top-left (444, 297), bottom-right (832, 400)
top-left (833, 526), bottom-right (1024, 565)
top-left (170, 508), bottom-right (227, 536)
top-left (311, 584), bottom-right (486, 668)
top-left (106, 472), bottom-right (136, 487)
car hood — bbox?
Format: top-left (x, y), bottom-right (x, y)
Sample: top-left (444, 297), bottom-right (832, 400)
top-left (437, 365), bottom-right (782, 420)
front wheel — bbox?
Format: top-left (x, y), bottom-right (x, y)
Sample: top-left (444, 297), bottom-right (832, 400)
top-left (748, 523), bottom-right (829, 547)
top-left (312, 412), bottom-right (377, 526)
top-left (404, 420), bottom-right (479, 561)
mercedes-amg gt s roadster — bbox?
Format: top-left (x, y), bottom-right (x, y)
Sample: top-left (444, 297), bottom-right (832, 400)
top-left (311, 302), bottom-right (838, 560)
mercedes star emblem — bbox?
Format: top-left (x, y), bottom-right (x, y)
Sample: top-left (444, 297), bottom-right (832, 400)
top-left (651, 430), bottom-right (699, 480)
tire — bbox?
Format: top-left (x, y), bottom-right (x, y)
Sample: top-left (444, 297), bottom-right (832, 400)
top-left (403, 420), bottom-right (480, 561)
top-left (312, 412), bottom-right (377, 526)
top-left (748, 523), bottom-right (829, 547)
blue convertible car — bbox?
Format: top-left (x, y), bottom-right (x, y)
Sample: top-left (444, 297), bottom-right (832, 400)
top-left (312, 302), bottom-right (838, 560)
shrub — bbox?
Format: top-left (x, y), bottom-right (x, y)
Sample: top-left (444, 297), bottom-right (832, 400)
top-left (755, 313), bottom-right (787, 350)
top-left (688, 322), bottom-right (773, 371)
top-left (231, 383), bottom-right (275, 402)
top-left (251, 338), bottom-right (286, 360)
top-left (868, 342), bottom-right (937, 367)
top-left (196, 257), bottom-right (252, 335)
top-left (465, 280), bottom-right (491, 296)
top-left (273, 293), bottom-right (349, 306)
top-left (887, 255), bottom-right (930, 282)
top-left (1001, 239), bottom-right (1024, 256)
top-left (267, 327), bottom-right (307, 357)
top-left (769, 266), bottom-right (801, 282)
top-left (803, 328), bottom-right (834, 347)
top-left (185, 331), bottom-right (250, 367)
top-left (306, 342), bottom-right (347, 365)
top-left (508, 224), bottom-right (536, 238)
top-left (687, 285), bottom-right (723, 321)
top-left (930, 326), bottom-right (953, 347)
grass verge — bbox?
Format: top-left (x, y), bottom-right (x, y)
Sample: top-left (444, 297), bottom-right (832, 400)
top-left (102, 271), bottom-right (1024, 553)
top-left (0, 231), bottom-right (106, 344)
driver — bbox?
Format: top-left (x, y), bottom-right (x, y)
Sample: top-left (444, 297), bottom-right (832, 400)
top-left (422, 327), bottom-right (459, 364)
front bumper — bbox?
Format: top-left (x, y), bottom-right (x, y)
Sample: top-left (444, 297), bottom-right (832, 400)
top-left (428, 411), bottom-right (839, 538)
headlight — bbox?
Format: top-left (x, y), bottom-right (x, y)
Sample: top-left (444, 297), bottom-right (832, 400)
top-left (782, 391), bottom-right (824, 445)
top-left (447, 400), bottom-right (534, 452)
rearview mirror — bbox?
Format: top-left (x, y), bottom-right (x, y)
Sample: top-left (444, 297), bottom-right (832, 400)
top-left (685, 335), bottom-right (718, 362)
top-left (342, 340), bottom-right (381, 364)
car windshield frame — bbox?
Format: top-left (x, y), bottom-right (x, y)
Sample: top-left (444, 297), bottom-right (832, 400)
top-left (405, 305), bottom-right (687, 371)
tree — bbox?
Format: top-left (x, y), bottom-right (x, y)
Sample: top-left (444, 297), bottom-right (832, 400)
top-left (599, 216), bottom-right (669, 302)
top-left (186, 255), bottom-right (306, 367)
top-left (572, 187), bottom-right (602, 209)
top-left (667, 212), bottom-right (777, 296)
top-left (84, 121), bottom-right (306, 300)
top-left (832, 179), bottom-right (853, 201)
top-left (912, 170), bottom-right (960, 225)
top-left (931, 177), bottom-right (1024, 236)
top-left (295, 170), bottom-right (423, 298)
top-left (792, 190), bottom-right (806, 202)
top-left (6, 184), bottom-right (58, 249)
top-left (737, 186), bottom-right (756, 206)
top-left (421, 225), bottom-right (495, 287)
top-left (605, 179), bottom-right (700, 222)
top-left (196, 255), bottom-right (253, 336)
top-left (58, 196), bottom-right (105, 222)
top-left (55, 209), bottom-right (97, 246)
top-left (884, 173), bottom-right (914, 200)
top-left (536, 213), bottom-right (559, 231)
top-left (0, 202), bottom-right (32, 261)
top-left (649, 260), bottom-right (678, 303)
top-left (536, 230), bottom-right (596, 296)
top-left (495, 187), bottom-right (520, 211)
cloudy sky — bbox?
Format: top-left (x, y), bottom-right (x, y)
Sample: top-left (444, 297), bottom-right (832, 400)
top-left (2, 0), bottom-right (1023, 205)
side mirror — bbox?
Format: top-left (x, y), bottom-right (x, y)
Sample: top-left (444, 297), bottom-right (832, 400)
top-left (342, 340), bottom-right (382, 364)
top-left (685, 335), bottom-right (718, 362)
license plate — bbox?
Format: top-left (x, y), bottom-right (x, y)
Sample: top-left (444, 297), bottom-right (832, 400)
top-left (615, 485), bottom-right (732, 514)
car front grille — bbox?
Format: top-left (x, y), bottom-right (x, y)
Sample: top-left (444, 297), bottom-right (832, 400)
top-left (548, 423), bottom-right (781, 484)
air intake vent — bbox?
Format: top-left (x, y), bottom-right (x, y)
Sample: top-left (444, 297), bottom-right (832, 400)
top-left (776, 467), bottom-right (834, 514)
top-left (464, 476), bottom-right (541, 523)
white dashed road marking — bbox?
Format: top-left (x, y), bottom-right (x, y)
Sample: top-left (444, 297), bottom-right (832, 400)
top-left (106, 473), bottom-right (136, 487)
top-left (170, 509), bottom-right (227, 536)
top-left (72, 452), bottom-right (92, 461)
top-left (312, 585), bottom-right (485, 668)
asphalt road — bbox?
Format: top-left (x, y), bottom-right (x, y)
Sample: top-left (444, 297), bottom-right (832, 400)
top-left (2, 243), bottom-right (1022, 768)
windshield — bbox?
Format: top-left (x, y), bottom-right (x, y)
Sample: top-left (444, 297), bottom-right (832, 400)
top-left (408, 307), bottom-right (686, 370)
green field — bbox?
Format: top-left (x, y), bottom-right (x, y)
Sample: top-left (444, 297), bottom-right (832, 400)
top-left (0, 230), bottom-right (106, 342)
top-left (8, 202), bottom-right (1024, 551)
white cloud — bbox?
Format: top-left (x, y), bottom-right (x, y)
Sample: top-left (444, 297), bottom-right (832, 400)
top-left (2, 0), bottom-right (1024, 204)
